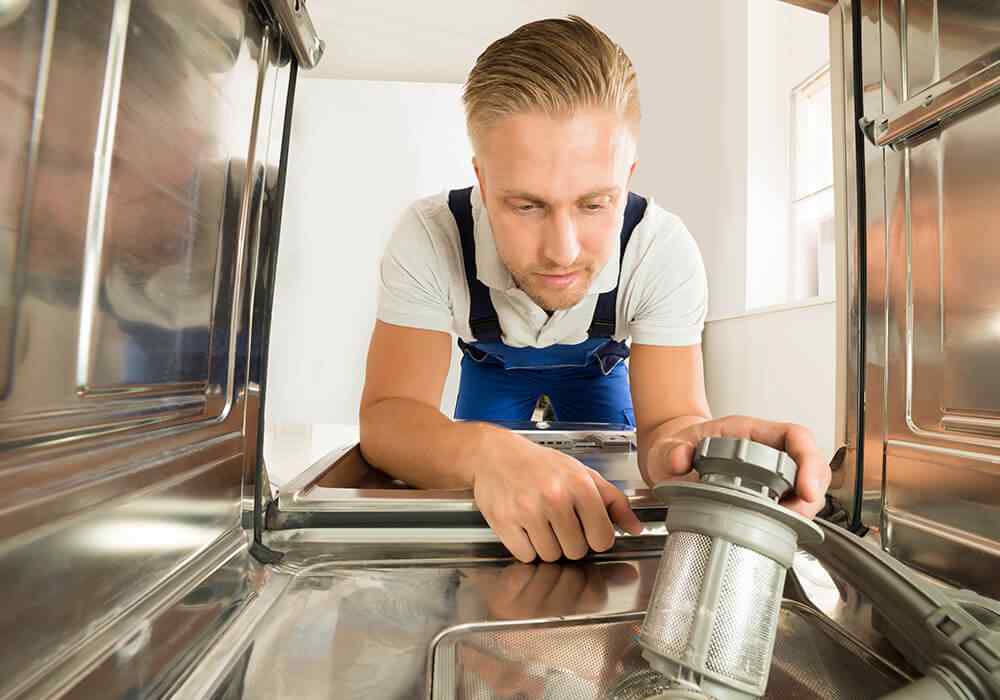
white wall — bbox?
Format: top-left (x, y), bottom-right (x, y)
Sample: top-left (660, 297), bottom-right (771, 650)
top-left (266, 80), bottom-right (472, 427)
top-left (586, 1), bottom-right (837, 450)
top-left (307, 1), bottom-right (578, 83)
top-left (703, 300), bottom-right (837, 459)
top-left (576, 1), bottom-right (749, 319)
top-left (745, 0), bottom-right (830, 310)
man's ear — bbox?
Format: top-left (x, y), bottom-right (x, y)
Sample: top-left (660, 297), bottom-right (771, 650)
top-left (628, 160), bottom-right (638, 183)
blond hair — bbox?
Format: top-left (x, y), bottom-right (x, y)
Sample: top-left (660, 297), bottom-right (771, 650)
top-left (463, 15), bottom-right (640, 150)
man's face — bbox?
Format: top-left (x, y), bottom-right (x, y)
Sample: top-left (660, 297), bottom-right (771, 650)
top-left (474, 109), bottom-right (637, 311)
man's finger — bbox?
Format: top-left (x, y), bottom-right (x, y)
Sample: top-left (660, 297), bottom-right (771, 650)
top-left (570, 476), bottom-right (618, 551)
top-left (547, 502), bottom-right (589, 560)
top-left (523, 520), bottom-right (563, 563)
top-left (661, 417), bottom-right (831, 507)
top-left (780, 493), bottom-right (824, 518)
top-left (781, 423), bottom-right (831, 505)
top-left (589, 470), bottom-right (644, 536)
top-left (485, 514), bottom-right (536, 563)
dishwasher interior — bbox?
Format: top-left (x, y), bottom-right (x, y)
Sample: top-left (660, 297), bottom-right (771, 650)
top-left (1, 1), bottom-right (999, 699)
top-left (238, 427), bottom-right (996, 700)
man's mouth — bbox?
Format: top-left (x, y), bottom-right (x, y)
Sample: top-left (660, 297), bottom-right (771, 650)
top-left (535, 271), bottom-right (581, 288)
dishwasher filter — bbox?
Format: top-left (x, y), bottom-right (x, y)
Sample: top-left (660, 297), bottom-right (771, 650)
top-left (637, 437), bottom-right (824, 699)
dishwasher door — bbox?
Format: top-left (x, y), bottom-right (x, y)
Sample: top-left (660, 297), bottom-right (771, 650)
top-left (854, 0), bottom-right (1000, 597)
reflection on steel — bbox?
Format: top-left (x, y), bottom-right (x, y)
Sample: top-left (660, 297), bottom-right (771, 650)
top-left (867, 50), bottom-right (1000, 149)
top-left (2, 0), bottom-right (57, 401)
top-left (0, 0), bottom-right (29, 27)
top-left (268, 0), bottom-right (325, 68)
top-left (14, 530), bottom-right (250, 700)
top-left (76, 0), bottom-right (131, 391)
top-left (0, 0), bottom-right (263, 443)
top-left (858, 0), bottom-right (892, 528)
top-left (150, 546), bottom-right (909, 700)
top-left (828, 0), bottom-right (851, 512)
top-left (0, 0), bottom-right (288, 698)
top-left (854, 0), bottom-right (1000, 597)
top-left (941, 413), bottom-right (1000, 437)
top-left (828, 0), bottom-right (853, 520)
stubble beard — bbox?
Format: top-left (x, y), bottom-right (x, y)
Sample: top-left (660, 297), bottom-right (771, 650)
top-left (511, 268), bottom-right (594, 312)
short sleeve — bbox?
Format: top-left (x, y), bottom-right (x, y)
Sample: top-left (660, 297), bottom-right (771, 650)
top-left (376, 204), bottom-right (454, 333)
top-left (627, 216), bottom-right (708, 346)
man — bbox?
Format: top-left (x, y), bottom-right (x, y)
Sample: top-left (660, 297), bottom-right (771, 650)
top-left (360, 16), bottom-right (831, 563)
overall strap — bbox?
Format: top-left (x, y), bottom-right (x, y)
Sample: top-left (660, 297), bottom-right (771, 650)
top-left (587, 192), bottom-right (648, 338)
top-left (448, 187), bottom-right (502, 342)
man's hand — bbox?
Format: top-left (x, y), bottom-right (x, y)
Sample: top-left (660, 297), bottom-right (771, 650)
top-left (644, 415), bottom-right (831, 517)
top-left (472, 436), bottom-right (644, 563)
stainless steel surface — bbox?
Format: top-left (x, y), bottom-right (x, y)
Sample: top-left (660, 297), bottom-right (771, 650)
top-left (248, 556), bottom-right (659, 699)
top-left (829, 0), bottom-right (859, 521)
top-left (869, 49), bottom-right (1000, 148)
top-left (3, 0), bottom-right (997, 697)
top-left (768, 602), bottom-right (907, 699)
top-left (860, 0), bottom-right (893, 528)
top-left (0, 0), bottom-right (289, 697)
top-left (854, 0), bottom-right (1000, 596)
top-left (0, 0), bottom-right (30, 27)
top-left (267, 0), bottom-right (325, 68)
top-left (273, 429), bottom-right (665, 528)
top-left (26, 531), bottom-right (252, 700)
top-left (867, 0), bottom-right (1000, 149)
top-left (163, 544), bottom-right (908, 700)
top-left (832, 0), bottom-right (897, 528)
top-left (431, 613), bottom-right (650, 700)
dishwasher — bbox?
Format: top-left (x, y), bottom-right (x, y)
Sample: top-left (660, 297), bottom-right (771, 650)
top-left (0, 1), bottom-right (997, 699)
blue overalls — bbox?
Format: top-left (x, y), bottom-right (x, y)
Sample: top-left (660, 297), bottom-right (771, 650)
top-left (449, 187), bottom-right (648, 426)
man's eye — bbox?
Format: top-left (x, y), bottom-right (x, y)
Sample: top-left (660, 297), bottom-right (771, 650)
top-left (515, 203), bottom-right (539, 212)
top-left (582, 203), bottom-right (606, 212)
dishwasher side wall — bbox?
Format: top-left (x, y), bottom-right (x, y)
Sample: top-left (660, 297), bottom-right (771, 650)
top-left (0, 1), bottom-right (289, 697)
top-left (854, 0), bottom-right (1000, 597)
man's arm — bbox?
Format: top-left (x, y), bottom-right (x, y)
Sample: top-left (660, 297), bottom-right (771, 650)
top-left (628, 344), bottom-right (712, 483)
top-left (359, 321), bottom-right (643, 562)
top-left (629, 343), bottom-right (831, 517)
top-left (359, 322), bottom-right (481, 488)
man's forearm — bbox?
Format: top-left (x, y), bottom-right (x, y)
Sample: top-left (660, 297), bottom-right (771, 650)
top-left (637, 414), bottom-right (710, 484)
top-left (359, 398), bottom-right (513, 489)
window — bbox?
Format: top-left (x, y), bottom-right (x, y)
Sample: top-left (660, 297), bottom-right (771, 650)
top-left (789, 66), bottom-right (835, 300)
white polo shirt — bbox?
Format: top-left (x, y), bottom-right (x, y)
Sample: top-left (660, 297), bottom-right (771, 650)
top-left (376, 186), bottom-right (707, 348)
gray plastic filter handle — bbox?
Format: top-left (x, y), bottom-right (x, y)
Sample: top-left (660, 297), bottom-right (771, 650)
top-left (692, 436), bottom-right (799, 499)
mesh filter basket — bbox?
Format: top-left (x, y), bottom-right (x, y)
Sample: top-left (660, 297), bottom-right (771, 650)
top-left (638, 437), bottom-right (825, 699)
top-left (639, 532), bottom-right (787, 694)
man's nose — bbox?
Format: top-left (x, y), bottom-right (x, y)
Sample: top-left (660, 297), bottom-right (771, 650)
top-left (541, 208), bottom-right (581, 268)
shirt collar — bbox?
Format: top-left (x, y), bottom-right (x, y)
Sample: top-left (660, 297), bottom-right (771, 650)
top-left (470, 185), bottom-right (620, 296)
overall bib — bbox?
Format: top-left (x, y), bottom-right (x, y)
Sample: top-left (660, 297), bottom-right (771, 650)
top-left (449, 187), bottom-right (648, 426)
